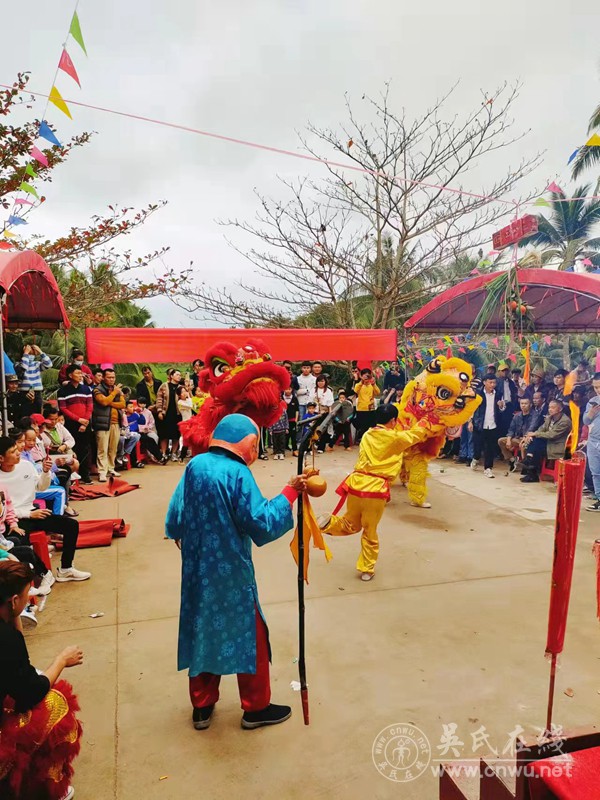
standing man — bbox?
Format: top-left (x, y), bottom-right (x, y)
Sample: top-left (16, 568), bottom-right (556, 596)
top-left (57, 365), bottom-right (93, 484)
top-left (16, 344), bottom-right (52, 415)
top-left (495, 363), bottom-right (518, 436)
top-left (353, 368), bottom-right (381, 442)
top-left (584, 373), bottom-right (600, 511)
top-left (190, 359), bottom-right (204, 391)
top-left (135, 366), bottom-right (162, 408)
top-left (470, 373), bottom-right (501, 478)
top-left (166, 414), bottom-right (307, 730)
top-left (92, 369), bottom-right (126, 482)
top-left (296, 361), bottom-right (316, 421)
top-left (320, 405), bottom-right (442, 580)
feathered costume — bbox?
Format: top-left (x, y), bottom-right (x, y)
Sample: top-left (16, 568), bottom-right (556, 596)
top-left (180, 339), bottom-right (290, 455)
top-left (395, 356), bottom-right (482, 506)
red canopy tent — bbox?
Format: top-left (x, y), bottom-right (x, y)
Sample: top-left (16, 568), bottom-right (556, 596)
top-left (85, 327), bottom-right (397, 363)
top-left (404, 269), bottom-right (600, 333)
top-left (0, 250), bottom-right (70, 431)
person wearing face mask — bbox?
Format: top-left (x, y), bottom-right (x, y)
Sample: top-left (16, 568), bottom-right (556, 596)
top-left (166, 414), bottom-right (308, 731)
top-left (0, 561), bottom-right (84, 800)
top-left (58, 350), bottom-right (94, 387)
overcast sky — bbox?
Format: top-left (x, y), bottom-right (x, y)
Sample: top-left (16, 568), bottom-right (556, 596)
top-left (2, 0), bottom-right (599, 327)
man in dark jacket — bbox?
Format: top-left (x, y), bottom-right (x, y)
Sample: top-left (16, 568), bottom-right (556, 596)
top-left (498, 397), bottom-right (534, 470)
top-left (383, 363), bottom-right (405, 397)
top-left (520, 399), bottom-right (572, 483)
top-left (135, 366), bottom-right (162, 409)
top-left (470, 374), bottom-right (502, 478)
top-left (495, 363), bottom-right (518, 436)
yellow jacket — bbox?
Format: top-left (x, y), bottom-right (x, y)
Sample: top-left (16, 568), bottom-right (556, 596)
top-left (344, 424), bottom-right (429, 498)
top-left (354, 381), bottom-right (381, 411)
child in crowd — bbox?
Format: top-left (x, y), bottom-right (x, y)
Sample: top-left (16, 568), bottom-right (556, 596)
top-left (119, 407), bottom-right (144, 469)
top-left (126, 400), bottom-right (164, 464)
top-left (315, 376), bottom-right (334, 454)
top-left (192, 385), bottom-right (208, 414)
top-left (269, 405), bottom-right (289, 460)
top-left (301, 401), bottom-right (318, 440)
top-left (283, 387), bottom-right (299, 456)
top-left (176, 385), bottom-right (193, 462)
top-left (354, 368), bottom-right (380, 443)
top-left (332, 390), bottom-right (355, 450)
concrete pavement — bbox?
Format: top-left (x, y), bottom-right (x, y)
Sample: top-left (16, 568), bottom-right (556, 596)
top-left (27, 452), bottom-right (600, 800)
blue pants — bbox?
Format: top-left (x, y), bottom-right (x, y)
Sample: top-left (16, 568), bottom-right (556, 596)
top-left (459, 426), bottom-right (473, 459)
top-left (588, 440), bottom-right (600, 499)
top-left (36, 486), bottom-right (66, 516)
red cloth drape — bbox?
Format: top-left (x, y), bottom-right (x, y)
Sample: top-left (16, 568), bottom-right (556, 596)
top-left (528, 746), bottom-right (600, 799)
top-left (86, 328), bottom-right (398, 363)
top-left (545, 455), bottom-right (586, 656)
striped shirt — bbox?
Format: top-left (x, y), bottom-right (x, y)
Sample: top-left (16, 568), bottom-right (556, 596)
top-left (17, 353), bottom-right (52, 391)
top-left (57, 382), bottom-right (93, 424)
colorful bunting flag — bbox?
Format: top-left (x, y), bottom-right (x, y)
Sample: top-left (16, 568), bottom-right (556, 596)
top-left (7, 215), bottom-right (27, 226)
top-left (567, 148), bottom-right (580, 165)
top-left (428, 348), bottom-right (434, 356)
top-left (468, 345), bottom-right (474, 350)
top-left (508, 354), bottom-right (517, 363)
top-left (531, 342), bottom-right (539, 352)
top-left (49, 85), bottom-right (72, 119)
top-left (520, 349), bottom-right (528, 357)
top-left (534, 197), bottom-right (550, 207)
top-left (0, 242), bottom-right (13, 250)
top-left (446, 347), bottom-right (452, 358)
top-left (2, 230), bottom-right (16, 239)
top-left (69, 11), bottom-right (87, 55)
top-left (25, 163), bottom-right (37, 179)
top-left (585, 134), bottom-right (600, 148)
top-left (58, 48), bottom-right (81, 86)
top-left (436, 339), bottom-right (444, 349)
top-left (14, 199), bottom-right (34, 206)
top-left (453, 336), bottom-right (460, 343)
top-left (38, 121), bottom-right (61, 147)
top-left (30, 146), bottom-right (49, 167)
top-left (444, 336), bottom-right (452, 344)
top-left (492, 337), bottom-right (499, 346)
top-left (19, 182), bottom-right (39, 199)
top-left (546, 181), bottom-right (563, 194)
top-left (480, 342), bottom-right (487, 349)
top-left (543, 335), bottom-right (552, 345)
top-left (458, 347), bottom-right (466, 353)
top-left (596, 349), bottom-right (600, 373)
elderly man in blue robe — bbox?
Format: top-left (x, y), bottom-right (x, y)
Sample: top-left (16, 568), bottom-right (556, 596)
top-left (166, 413), bottom-right (307, 731)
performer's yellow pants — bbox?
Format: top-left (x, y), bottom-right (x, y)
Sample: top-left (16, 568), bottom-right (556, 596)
top-left (402, 452), bottom-right (429, 506)
top-left (324, 494), bottom-right (387, 574)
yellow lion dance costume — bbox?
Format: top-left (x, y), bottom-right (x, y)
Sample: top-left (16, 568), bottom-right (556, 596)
top-left (395, 356), bottom-right (482, 507)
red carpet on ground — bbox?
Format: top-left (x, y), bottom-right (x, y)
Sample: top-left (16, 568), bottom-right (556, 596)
top-left (70, 478), bottom-right (139, 501)
top-left (53, 519), bottom-right (131, 549)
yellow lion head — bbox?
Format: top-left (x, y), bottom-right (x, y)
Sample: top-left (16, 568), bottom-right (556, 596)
top-left (397, 356), bottom-right (482, 432)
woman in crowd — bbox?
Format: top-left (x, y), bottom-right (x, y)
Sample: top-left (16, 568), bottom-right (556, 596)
top-left (315, 376), bottom-right (334, 454)
top-left (156, 369), bottom-right (183, 461)
top-left (176, 385), bottom-right (193, 463)
top-left (0, 561), bottom-right (83, 800)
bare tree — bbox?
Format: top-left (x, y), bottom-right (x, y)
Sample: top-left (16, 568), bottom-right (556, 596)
top-left (176, 83), bottom-right (541, 328)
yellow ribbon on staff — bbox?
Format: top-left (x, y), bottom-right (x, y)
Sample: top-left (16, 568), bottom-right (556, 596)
top-left (290, 495), bottom-right (332, 584)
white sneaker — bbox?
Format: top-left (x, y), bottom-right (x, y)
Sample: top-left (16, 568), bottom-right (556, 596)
top-left (470, 459), bottom-right (478, 470)
top-left (31, 582), bottom-right (51, 597)
top-left (21, 606), bottom-right (37, 627)
top-left (98, 473), bottom-right (107, 483)
top-left (108, 470), bottom-right (121, 478)
top-left (360, 573), bottom-right (374, 582)
top-left (60, 786), bottom-right (75, 800)
top-left (483, 468), bottom-right (495, 479)
top-left (56, 567), bottom-right (92, 582)
top-left (410, 501), bottom-right (432, 508)
top-left (70, 472), bottom-right (82, 481)
top-left (37, 594), bottom-right (48, 613)
top-left (41, 571), bottom-right (56, 590)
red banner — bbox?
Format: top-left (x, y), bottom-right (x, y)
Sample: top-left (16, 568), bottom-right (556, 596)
top-left (492, 214), bottom-right (538, 250)
top-left (85, 327), bottom-right (398, 364)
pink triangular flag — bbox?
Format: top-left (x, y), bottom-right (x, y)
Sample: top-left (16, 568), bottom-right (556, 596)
top-left (58, 48), bottom-right (81, 87)
top-left (546, 181), bottom-right (563, 194)
top-left (582, 258), bottom-right (593, 267)
top-left (453, 336), bottom-right (460, 343)
top-left (492, 337), bottom-right (499, 347)
top-left (543, 335), bottom-right (552, 345)
top-left (508, 354), bottom-right (517, 363)
top-left (470, 268), bottom-right (480, 275)
top-left (596, 349), bottom-right (600, 372)
top-left (14, 199), bottom-right (34, 206)
top-left (30, 146), bottom-right (48, 168)
top-left (458, 347), bottom-right (466, 353)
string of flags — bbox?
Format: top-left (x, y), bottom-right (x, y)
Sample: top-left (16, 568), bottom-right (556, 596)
top-left (398, 332), bottom-right (560, 370)
top-left (1, 9), bottom-right (87, 250)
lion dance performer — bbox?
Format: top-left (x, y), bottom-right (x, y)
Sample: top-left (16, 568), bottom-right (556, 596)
top-left (320, 404), bottom-right (445, 581)
top-left (0, 561), bottom-right (83, 800)
top-left (180, 339), bottom-right (290, 455)
top-left (166, 414), bottom-right (307, 730)
top-left (395, 356), bottom-right (482, 508)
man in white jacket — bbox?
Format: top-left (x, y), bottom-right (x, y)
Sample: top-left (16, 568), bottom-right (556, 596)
top-left (295, 361), bottom-right (316, 420)
top-left (0, 436), bottom-right (90, 583)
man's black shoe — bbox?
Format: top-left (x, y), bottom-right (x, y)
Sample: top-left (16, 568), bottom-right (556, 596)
top-left (81, 478), bottom-right (93, 485)
top-left (241, 703), bottom-right (292, 729)
top-left (192, 704), bottom-right (215, 730)
top-left (520, 474), bottom-right (540, 483)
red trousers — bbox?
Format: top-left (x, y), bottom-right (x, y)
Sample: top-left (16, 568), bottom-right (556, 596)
top-left (189, 608), bottom-right (271, 713)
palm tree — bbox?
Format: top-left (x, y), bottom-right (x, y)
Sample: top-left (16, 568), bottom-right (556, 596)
top-left (519, 183), bottom-right (600, 269)
top-left (571, 104), bottom-right (600, 179)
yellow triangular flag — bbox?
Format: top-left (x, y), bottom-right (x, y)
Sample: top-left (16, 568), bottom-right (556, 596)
top-left (49, 86), bottom-right (72, 119)
top-left (3, 230), bottom-right (16, 238)
top-left (585, 134), bottom-right (600, 148)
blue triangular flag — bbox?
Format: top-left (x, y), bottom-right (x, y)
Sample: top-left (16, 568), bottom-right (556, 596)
top-left (531, 342), bottom-right (539, 352)
top-left (480, 341), bottom-right (487, 349)
top-left (7, 215), bottom-right (27, 226)
top-left (38, 120), bottom-right (62, 147)
top-left (567, 148), bottom-right (580, 165)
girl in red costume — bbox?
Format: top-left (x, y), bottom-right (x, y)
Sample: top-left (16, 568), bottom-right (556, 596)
top-left (0, 561), bottom-right (83, 800)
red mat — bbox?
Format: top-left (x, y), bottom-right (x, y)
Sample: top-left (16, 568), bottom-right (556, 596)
top-left (53, 519), bottom-right (131, 549)
top-left (70, 478), bottom-right (139, 501)
top-left (528, 746), bottom-right (600, 799)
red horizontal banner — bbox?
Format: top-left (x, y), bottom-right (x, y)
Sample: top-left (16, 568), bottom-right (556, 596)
top-left (85, 328), bottom-right (398, 364)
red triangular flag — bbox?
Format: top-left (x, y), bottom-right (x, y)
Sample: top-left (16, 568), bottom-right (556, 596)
top-left (458, 347), bottom-right (466, 353)
top-left (508, 354), bottom-right (517, 363)
top-left (492, 337), bottom-right (499, 346)
top-left (58, 48), bottom-right (81, 87)
top-left (446, 347), bottom-right (453, 359)
top-left (0, 241), bottom-right (14, 250)
top-left (546, 181), bottom-right (563, 194)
